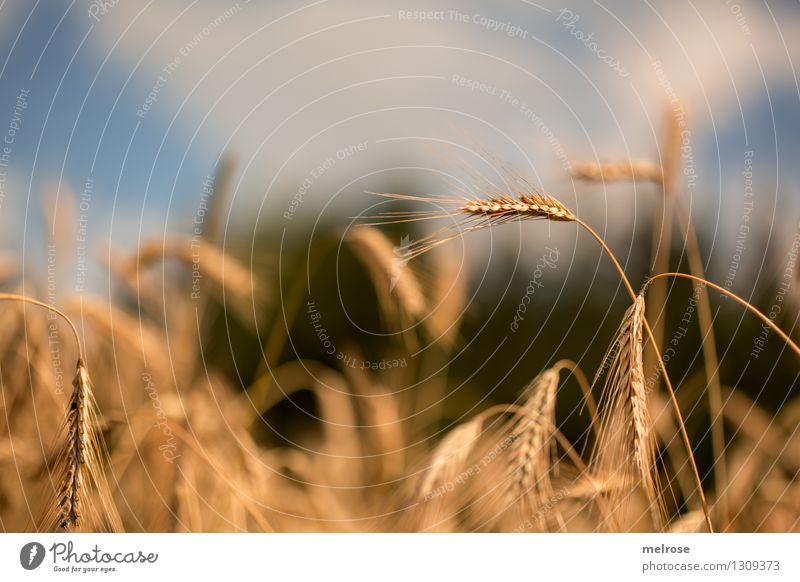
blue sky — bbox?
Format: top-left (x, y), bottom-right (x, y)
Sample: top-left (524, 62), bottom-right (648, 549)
top-left (0, 0), bottom-right (798, 288)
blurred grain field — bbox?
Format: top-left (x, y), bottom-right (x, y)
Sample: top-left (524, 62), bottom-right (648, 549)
top-left (1, 106), bottom-right (799, 533)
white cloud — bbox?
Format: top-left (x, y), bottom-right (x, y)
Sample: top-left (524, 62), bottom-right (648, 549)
top-left (83, 0), bottom-right (800, 261)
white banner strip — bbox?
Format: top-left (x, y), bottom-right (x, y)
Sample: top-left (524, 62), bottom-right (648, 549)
top-left (1, 533), bottom-right (798, 581)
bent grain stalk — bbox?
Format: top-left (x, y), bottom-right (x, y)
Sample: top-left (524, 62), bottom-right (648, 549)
top-left (372, 180), bottom-right (713, 531)
top-left (572, 106), bottom-right (729, 525)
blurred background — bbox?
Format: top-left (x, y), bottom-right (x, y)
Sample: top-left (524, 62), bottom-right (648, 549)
top-left (0, 0), bottom-right (799, 531)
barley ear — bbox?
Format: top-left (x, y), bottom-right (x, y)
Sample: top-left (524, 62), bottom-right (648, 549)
top-left (44, 359), bottom-right (122, 532)
top-left (592, 295), bottom-right (664, 530)
top-left (461, 192), bottom-right (576, 223)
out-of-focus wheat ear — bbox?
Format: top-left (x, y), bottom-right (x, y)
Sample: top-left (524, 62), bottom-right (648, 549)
top-left (346, 226), bottom-right (427, 335)
top-left (339, 343), bottom-right (406, 480)
top-left (570, 160), bottom-right (664, 184)
top-left (424, 245), bottom-right (467, 348)
top-left (133, 236), bottom-right (265, 330)
top-left (417, 419), bottom-right (482, 502)
top-left (591, 295), bottom-right (665, 531)
top-left (504, 368), bottom-right (564, 531)
top-left (42, 359), bottom-right (122, 532)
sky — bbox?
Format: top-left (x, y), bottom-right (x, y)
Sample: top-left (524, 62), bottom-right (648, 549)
top-left (0, 0), bottom-right (798, 289)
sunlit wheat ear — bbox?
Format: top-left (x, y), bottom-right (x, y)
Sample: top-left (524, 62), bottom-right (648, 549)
top-left (44, 359), bottom-right (122, 532)
top-left (504, 368), bottom-right (563, 531)
top-left (365, 185), bottom-right (576, 259)
top-left (570, 160), bottom-right (663, 184)
top-left (461, 192), bottom-right (575, 222)
top-left (591, 295), bottom-right (664, 530)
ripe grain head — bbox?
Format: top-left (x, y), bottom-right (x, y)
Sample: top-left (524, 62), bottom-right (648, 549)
top-left (43, 358), bottom-right (122, 532)
top-left (591, 295), bottom-right (664, 531)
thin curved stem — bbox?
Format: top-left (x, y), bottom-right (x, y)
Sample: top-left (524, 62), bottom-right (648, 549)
top-left (554, 358), bottom-right (601, 442)
top-left (575, 219), bottom-right (637, 299)
top-left (575, 219), bottom-right (714, 532)
top-left (671, 200), bottom-right (728, 527)
top-left (0, 293), bottom-right (83, 357)
top-left (647, 272), bottom-right (800, 359)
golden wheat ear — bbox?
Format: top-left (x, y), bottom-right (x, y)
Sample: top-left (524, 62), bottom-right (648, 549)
top-left (0, 294), bottom-right (121, 531)
top-left (364, 184), bottom-right (576, 260)
top-left (460, 191), bottom-right (576, 223)
top-left (40, 358), bottom-right (123, 532)
top-left (591, 295), bottom-right (665, 531)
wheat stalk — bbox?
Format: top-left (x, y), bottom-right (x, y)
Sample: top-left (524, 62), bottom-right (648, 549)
top-left (425, 245), bottom-right (467, 347)
top-left (372, 178), bottom-right (713, 531)
top-left (668, 509), bottom-right (707, 533)
top-left (647, 273), bottom-right (800, 359)
top-left (135, 236), bottom-right (257, 294)
top-left (340, 344), bottom-right (406, 480)
top-left (66, 297), bottom-right (170, 375)
top-left (572, 106), bottom-right (729, 527)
